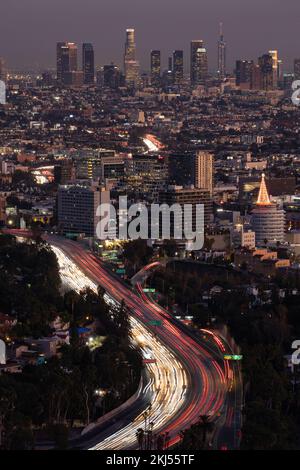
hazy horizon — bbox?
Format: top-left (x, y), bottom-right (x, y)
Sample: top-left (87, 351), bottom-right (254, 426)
top-left (0, 0), bottom-right (299, 72)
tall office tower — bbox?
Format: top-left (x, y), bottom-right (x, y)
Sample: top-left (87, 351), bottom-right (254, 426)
top-left (150, 50), bottom-right (161, 87)
top-left (103, 64), bottom-right (121, 89)
top-left (251, 64), bottom-right (262, 90)
top-left (277, 59), bottom-right (283, 84)
top-left (235, 60), bottom-right (254, 88)
top-left (159, 186), bottom-right (213, 232)
top-left (168, 153), bottom-right (195, 187)
top-left (195, 151), bottom-right (214, 196)
top-left (294, 59), bottom-right (300, 80)
top-left (217, 22), bottom-right (226, 80)
top-left (82, 43), bottom-right (95, 84)
top-left (251, 174), bottom-right (285, 245)
top-left (269, 50), bottom-right (278, 88)
top-left (0, 58), bottom-right (6, 81)
top-left (54, 159), bottom-right (76, 185)
top-left (173, 50), bottom-right (184, 85)
top-left (57, 181), bottom-right (110, 238)
top-left (162, 57), bottom-right (174, 88)
top-left (190, 40), bottom-right (208, 85)
top-left (56, 42), bottom-right (78, 84)
top-left (124, 28), bottom-right (140, 87)
top-left (258, 53), bottom-right (273, 90)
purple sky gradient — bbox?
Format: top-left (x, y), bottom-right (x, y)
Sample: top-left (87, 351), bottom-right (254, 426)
top-left (0, 0), bottom-right (299, 72)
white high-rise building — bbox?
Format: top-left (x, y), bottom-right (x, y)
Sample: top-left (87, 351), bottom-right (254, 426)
top-left (251, 174), bottom-right (285, 245)
top-left (57, 181), bottom-right (110, 238)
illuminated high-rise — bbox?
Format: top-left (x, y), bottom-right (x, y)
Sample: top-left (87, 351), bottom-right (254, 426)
top-left (195, 151), bottom-right (214, 196)
top-left (150, 50), bottom-right (161, 87)
top-left (217, 23), bottom-right (226, 80)
top-left (57, 42), bottom-right (78, 84)
top-left (269, 50), bottom-right (278, 88)
top-left (173, 50), bottom-right (184, 85)
top-left (82, 43), bottom-right (95, 84)
top-left (190, 41), bottom-right (208, 85)
top-left (124, 28), bottom-right (140, 87)
top-left (251, 174), bottom-right (285, 245)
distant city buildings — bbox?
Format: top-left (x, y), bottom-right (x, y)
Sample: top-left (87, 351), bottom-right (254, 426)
top-left (150, 50), bottom-right (161, 87)
top-left (190, 40), bottom-right (208, 85)
top-left (56, 42), bottom-right (78, 85)
top-left (258, 53), bottom-right (274, 91)
top-left (124, 28), bottom-right (140, 87)
top-left (0, 58), bottom-right (6, 82)
top-left (173, 50), bottom-right (184, 85)
top-left (235, 51), bottom-right (281, 91)
top-left (82, 43), bottom-right (95, 84)
top-left (294, 59), bottom-right (300, 80)
top-left (217, 23), bottom-right (226, 80)
top-left (195, 151), bottom-right (214, 196)
top-left (103, 64), bottom-right (121, 89)
top-left (235, 60), bottom-right (254, 89)
top-left (269, 50), bottom-right (278, 88)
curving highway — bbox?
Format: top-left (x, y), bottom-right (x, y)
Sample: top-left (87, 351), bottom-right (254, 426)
top-left (49, 236), bottom-right (238, 450)
top-left (2, 229), bottom-right (240, 450)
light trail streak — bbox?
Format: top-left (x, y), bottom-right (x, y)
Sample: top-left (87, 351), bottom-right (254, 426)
top-left (52, 245), bottom-right (188, 450)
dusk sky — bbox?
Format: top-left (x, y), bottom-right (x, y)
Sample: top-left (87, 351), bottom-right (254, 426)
top-left (0, 0), bottom-right (299, 72)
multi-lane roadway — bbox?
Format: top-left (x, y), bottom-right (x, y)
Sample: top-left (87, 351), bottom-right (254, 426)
top-left (3, 229), bottom-right (241, 450)
top-left (49, 236), bottom-right (241, 450)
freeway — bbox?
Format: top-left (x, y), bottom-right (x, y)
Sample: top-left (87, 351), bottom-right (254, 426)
top-left (134, 263), bottom-right (243, 450)
top-left (2, 229), bottom-right (239, 449)
top-left (49, 236), bottom-right (239, 450)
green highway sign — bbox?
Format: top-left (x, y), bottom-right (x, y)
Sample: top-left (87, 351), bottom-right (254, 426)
top-left (143, 288), bottom-right (156, 293)
top-left (116, 269), bottom-right (126, 274)
top-left (148, 320), bottom-right (162, 327)
top-left (224, 355), bottom-right (243, 361)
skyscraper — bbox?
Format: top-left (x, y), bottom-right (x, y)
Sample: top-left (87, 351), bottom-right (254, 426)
top-left (0, 58), bottom-right (6, 82)
top-left (277, 59), bottom-right (283, 84)
top-left (57, 182), bottom-right (110, 238)
top-left (195, 151), bottom-right (214, 196)
top-left (103, 64), bottom-right (121, 89)
top-left (190, 41), bottom-right (208, 85)
top-left (217, 23), bottom-right (226, 80)
top-left (82, 43), bottom-right (95, 85)
top-left (173, 50), bottom-right (184, 85)
top-left (258, 54), bottom-right (274, 91)
top-left (251, 174), bottom-right (285, 245)
top-left (124, 29), bottom-right (140, 87)
top-left (269, 50), bottom-right (278, 89)
top-left (294, 59), bottom-right (300, 80)
top-left (150, 50), bottom-right (161, 87)
top-left (235, 60), bottom-right (253, 88)
top-left (56, 42), bottom-right (78, 84)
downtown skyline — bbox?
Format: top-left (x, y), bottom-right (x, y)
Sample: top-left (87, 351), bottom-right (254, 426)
top-left (0, 0), bottom-right (299, 72)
